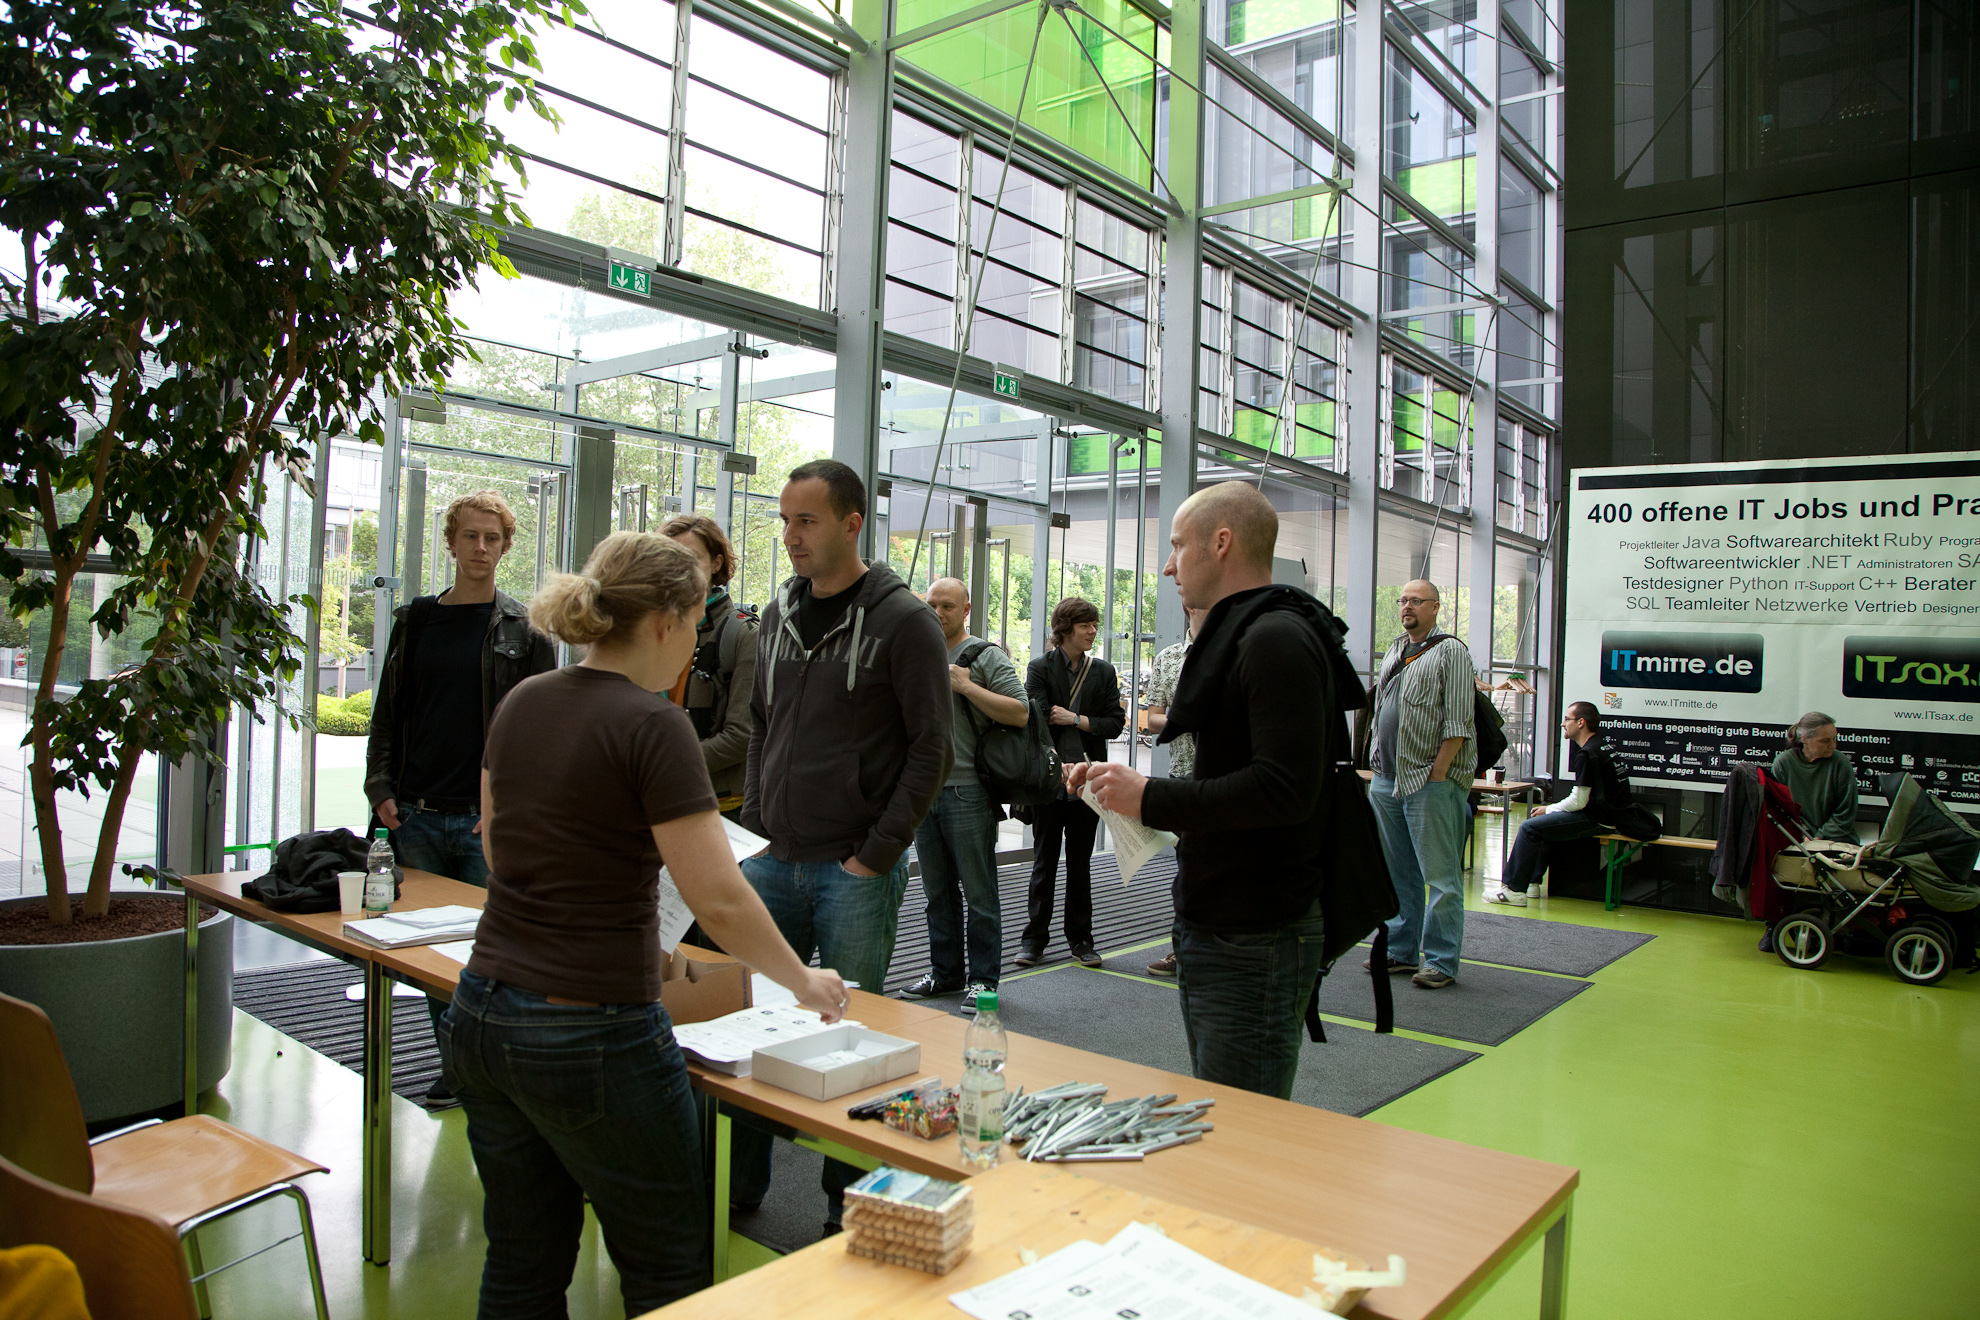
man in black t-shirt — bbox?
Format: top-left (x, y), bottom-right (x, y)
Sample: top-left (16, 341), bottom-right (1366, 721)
top-left (365, 490), bottom-right (555, 1105)
top-left (1488, 702), bottom-right (1630, 907)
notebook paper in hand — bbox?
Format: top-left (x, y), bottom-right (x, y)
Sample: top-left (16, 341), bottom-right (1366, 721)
top-left (1077, 785), bottom-right (1176, 885)
top-left (655, 818), bottom-right (771, 953)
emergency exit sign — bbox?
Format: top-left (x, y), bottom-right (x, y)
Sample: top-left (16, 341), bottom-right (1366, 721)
top-left (992, 363), bottom-right (1021, 401)
top-left (609, 260), bottom-right (650, 297)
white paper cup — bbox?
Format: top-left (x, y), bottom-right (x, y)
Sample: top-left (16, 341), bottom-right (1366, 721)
top-left (337, 871), bottom-right (366, 916)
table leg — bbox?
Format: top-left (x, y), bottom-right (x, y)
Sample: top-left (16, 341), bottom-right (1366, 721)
top-left (1539, 1200), bottom-right (1572, 1320)
top-left (361, 960), bottom-right (394, 1265)
top-left (183, 886), bottom-right (200, 1117)
top-left (1498, 789), bottom-right (1512, 878)
top-left (711, 1110), bottom-right (732, 1284)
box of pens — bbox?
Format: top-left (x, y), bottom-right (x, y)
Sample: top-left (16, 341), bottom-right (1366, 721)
top-left (1003, 1082), bottom-right (1215, 1162)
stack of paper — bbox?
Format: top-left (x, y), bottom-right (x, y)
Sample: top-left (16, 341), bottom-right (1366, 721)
top-left (342, 905), bottom-right (482, 949)
top-left (670, 1002), bottom-right (843, 1076)
top-left (950, 1221), bottom-right (1319, 1320)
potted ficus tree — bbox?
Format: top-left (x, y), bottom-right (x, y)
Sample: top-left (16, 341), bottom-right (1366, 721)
top-left (0, 0), bottom-right (567, 1120)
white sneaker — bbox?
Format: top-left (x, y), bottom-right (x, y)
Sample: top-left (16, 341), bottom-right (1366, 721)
top-left (1487, 887), bottom-right (1528, 907)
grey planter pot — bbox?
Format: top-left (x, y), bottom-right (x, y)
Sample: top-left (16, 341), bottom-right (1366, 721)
top-left (0, 890), bottom-right (233, 1123)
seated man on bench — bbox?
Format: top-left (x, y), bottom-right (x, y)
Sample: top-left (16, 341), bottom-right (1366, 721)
top-left (1489, 702), bottom-right (1634, 907)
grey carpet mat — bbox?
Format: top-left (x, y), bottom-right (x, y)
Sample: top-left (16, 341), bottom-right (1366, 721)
top-left (996, 965), bottom-right (1477, 1118)
top-left (1456, 910), bottom-right (1655, 977)
top-left (1318, 956), bottom-right (1592, 1047)
top-left (882, 852), bottom-right (1179, 994)
top-left (1099, 938), bottom-right (1593, 1049)
top-left (233, 961), bottom-right (444, 1105)
top-left (727, 1141), bottom-right (830, 1256)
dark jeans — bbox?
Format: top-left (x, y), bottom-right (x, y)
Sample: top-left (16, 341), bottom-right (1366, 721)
top-left (1023, 796), bottom-right (1100, 950)
top-left (915, 783), bottom-right (1003, 987)
top-left (1503, 809), bottom-right (1607, 894)
top-left (439, 971), bottom-right (709, 1319)
top-left (731, 852), bottom-right (912, 1220)
top-left (392, 806), bottom-right (488, 1039)
top-left (1172, 898), bottom-right (1327, 1100)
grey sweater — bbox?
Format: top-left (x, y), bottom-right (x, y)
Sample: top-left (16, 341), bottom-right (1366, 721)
top-left (1770, 748), bottom-right (1860, 843)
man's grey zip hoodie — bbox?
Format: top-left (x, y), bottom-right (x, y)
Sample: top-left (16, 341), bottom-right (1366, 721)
top-left (741, 560), bottom-right (953, 872)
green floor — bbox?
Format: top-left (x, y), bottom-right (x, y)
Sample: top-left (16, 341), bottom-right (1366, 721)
top-left (192, 837), bottom-right (1980, 1320)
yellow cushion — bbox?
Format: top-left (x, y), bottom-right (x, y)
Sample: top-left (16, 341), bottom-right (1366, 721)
top-left (0, 1244), bottom-right (90, 1320)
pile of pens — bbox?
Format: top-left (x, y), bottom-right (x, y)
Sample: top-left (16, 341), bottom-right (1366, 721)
top-left (1001, 1082), bottom-right (1215, 1163)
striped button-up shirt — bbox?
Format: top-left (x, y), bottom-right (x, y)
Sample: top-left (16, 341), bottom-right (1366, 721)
top-left (1371, 628), bottom-right (1478, 796)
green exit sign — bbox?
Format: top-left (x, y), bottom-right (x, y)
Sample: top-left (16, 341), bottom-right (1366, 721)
top-left (608, 260), bottom-right (650, 297)
top-left (992, 363), bottom-right (1021, 402)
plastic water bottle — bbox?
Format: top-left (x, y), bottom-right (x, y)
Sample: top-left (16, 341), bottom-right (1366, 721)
top-left (364, 828), bottom-right (395, 917)
top-left (958, 991), bottom-right (1007, 1168)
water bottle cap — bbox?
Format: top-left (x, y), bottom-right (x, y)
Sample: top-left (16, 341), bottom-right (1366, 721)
top-left (976, 990), bottom-right (997, 1012)
top-left (373, 828), bottom-right (388, 839)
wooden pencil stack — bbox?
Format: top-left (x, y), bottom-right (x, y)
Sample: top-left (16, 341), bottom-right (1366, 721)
top-left (841, 1166), bottom-right (974, 1275)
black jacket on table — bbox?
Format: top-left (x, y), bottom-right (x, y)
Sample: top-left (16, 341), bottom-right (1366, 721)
top-left (1141, 585), bottom-right (1359, 934)
top-left (1024, 648), bottom-right (1124, 766)
top-left (364, 589), bottom-right (556, 811)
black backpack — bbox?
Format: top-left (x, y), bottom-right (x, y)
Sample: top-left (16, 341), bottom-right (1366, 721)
top-left (955, 640), bottom-right (1063, 806)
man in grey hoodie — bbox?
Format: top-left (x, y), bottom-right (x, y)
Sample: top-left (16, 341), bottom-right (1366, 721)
top-left (731, 457), bottom-right (952, 1229)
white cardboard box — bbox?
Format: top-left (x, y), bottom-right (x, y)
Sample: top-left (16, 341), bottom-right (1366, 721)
top-left (750, 1025), bottom-right (922, 1101)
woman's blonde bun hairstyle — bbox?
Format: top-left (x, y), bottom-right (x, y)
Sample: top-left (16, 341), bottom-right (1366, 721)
top-left (530, 532), bottom-right (708, 646)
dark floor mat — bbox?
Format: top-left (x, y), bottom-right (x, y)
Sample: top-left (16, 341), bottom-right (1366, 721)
top-left (1319, 957), bottom-right (1592, 1047)
top-left (996, 965), bottom-right (1477, 1118)
top-left (233, 960), bottom-right (445, 1106)
top-left (727, 1140), bottom-right (829, 1257)
top-left (1458, 909), bottom-right (1655, 977)
top-left (884, 853), bottom-right (1180, 995)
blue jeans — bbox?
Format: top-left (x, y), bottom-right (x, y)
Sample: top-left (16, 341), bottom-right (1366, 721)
top-left (1370, 775), bottom-right (1469, 977)
top-left (731, 852), bottom-right (912, 1216)
top-left (1503, 809), bottom-right (1606, 894)
top-left (394, 806), bottom-right (489, 1039)
top-left (1173, 898), bottom-right (1327, 1099)
top-left (439, 971), bottom-right (708, 1319)
top-left (390, 805), bottom-right (489, 887)
top-left (915, 784), bottom-right (1003, 988)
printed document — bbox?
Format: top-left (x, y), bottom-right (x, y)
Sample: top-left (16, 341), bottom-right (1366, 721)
top-left (671, 1003), bottom-right (846, 1076)
top-left (1079, 785), bottom-right (1177, 885)
top-left (658, 819), bottom-right (772, 953)
top-left (951, 1221), bottom-right (1318, 1320)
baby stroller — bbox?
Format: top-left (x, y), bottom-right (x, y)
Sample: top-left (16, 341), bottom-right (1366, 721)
top-left (1766, 772), bottom-right (1980, 985)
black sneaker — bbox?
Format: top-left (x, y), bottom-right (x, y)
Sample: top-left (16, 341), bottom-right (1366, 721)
top-left (960, 981), bottom-right (994, 1014)
top-left (1071, 942), bottom-right (1103, 968)
top-left (423, 1078), bottom-right (463, 1112)
top-left (1012, 945), bottom-right (1047, 968)
top-left (896, 973), bottom-right (962, 1000)
top-left (1362, 955), bottom-right (1421, 974)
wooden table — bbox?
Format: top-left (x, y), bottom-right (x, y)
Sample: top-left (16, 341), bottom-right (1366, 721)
top-left (639, 1159), bottom-right (1377, 1319)
top-left (177, 868), bottom-right (486, 1265)
top-left (1359, 770), bottom-right (1539, 876)
top-left (179, 881), bottom-right (1576, 1318)
top-left (697, 992), bottom-right (1576, 1320)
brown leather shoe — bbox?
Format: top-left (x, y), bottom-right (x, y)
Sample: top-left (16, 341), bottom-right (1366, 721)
top-left (1146, 953), bottom-right (1178, 977)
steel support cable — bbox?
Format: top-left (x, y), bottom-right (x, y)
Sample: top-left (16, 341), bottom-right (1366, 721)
top-left (906, 0), bottom-right (1053, 588)
top-left (1254, 187), bottom-right (1344, 489)
top-left (1611, 0), bottom-right (1764, 192)
top-left (1054, 2), bottom-right (1176, 205)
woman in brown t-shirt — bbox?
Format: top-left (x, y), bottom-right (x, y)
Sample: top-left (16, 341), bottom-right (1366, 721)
top-left (440, 532), bottom-right (846, 1317)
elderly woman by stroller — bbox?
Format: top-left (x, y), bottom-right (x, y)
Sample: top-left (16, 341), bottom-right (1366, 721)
top-left (1772, 711), bottom-right (1861, 845)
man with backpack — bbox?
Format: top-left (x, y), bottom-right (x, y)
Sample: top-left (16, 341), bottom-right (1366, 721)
top-left (661, 513), bottom-right (757, 818)
top-left (1072, 481), bottom-right (1370, 1099)
top-left (1367, 580), bottom-right (1477, 990)
top-left (897, 578), bottom-right (1029, 1012)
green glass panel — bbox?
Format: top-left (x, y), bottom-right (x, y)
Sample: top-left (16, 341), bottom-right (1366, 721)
top-left (1230, 407), bottom-right (1280, 450)
top-left (1292, 401), bottom-right (1335, 457)
top-left (1393, 158), bottom-right (1477, 221)
top-left (900, 0), bottom-right (1156, 185)
top-left (1225, 0), bottom-right (1343, 47)
top-left (1392, 391), bottom-right (1426, 449)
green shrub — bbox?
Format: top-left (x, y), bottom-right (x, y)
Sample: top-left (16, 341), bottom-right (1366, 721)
top-left (316, 693), bottom-right (370, 736)
top-left (343, 685), bottom-right (374, 715)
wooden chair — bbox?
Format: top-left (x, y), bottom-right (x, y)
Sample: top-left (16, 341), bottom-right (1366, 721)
top-left (0, 991), bottom-right (330, 1319)
top-left (0, 1153), bottom-right (198, 1320)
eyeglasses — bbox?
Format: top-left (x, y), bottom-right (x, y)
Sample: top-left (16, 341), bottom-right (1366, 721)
top-left (1398, 596), bottom-right (1436, 607)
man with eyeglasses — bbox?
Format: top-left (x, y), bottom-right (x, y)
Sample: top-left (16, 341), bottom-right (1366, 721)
top-left (1367, 580), bottom-right (1476, 989)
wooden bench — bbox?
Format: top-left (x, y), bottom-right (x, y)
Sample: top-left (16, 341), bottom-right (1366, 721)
top-left (1593, 833), bottom-right (1718, 911)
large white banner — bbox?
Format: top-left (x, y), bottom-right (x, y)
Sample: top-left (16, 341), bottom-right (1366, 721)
top-left (1564, 452), bottom-right (1980, 805)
